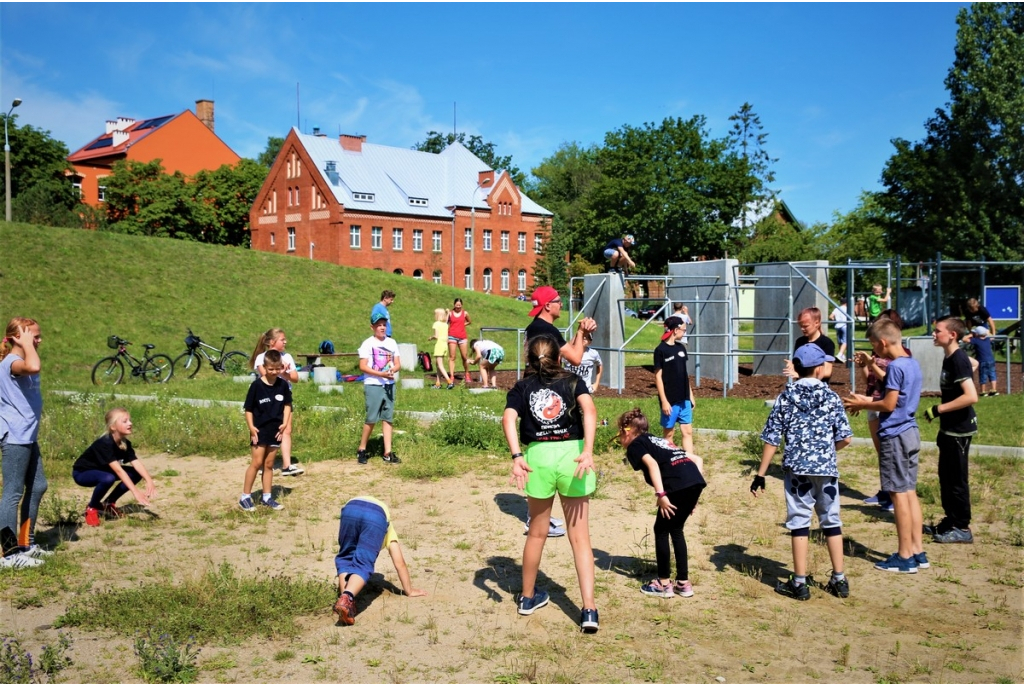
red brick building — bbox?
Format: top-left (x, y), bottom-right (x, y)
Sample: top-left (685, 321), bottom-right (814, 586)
top-left (67, 100), bottom-right (239, 206)
top-left (248, 129), bottom-right (552, 293)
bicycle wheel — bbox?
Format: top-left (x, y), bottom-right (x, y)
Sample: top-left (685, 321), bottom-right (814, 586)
top-left (217, 351), bottom-right (249, 375)
top-left (142, 354), bottom-right (174, 383)
top-left (173, 351), bottom-right (202, 379)
top-left (92, 356), bottom-right (125, 386)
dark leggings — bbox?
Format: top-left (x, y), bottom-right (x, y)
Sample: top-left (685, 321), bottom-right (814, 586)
top-left (653, 485), bottom-right (704, 580)
top-left (73, 468), bottom-right (141, 509)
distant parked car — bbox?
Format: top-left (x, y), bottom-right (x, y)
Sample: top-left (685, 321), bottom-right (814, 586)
top-left (636, 302), bottom-right (664, 320)
top-left (624, 308), bottom-right (639, 318)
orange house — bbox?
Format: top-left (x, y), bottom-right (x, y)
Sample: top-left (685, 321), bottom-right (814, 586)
top-left (249, 129), bottom-right (553, 293)
top-left (67, 100), bottom-right (239, 206)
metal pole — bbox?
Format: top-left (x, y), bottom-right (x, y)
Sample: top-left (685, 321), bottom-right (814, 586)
top-left (4, 98), bottom-right (22, 222)
top-left (936, 251), bottom-right (943, 319)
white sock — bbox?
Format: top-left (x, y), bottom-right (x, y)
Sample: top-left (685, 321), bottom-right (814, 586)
top-left (262, 492), bottom-right (272, 502)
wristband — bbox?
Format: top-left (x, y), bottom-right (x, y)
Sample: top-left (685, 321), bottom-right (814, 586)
top-left (655, 491), bottom-right (667, 498)
top-left (511, 452), bottom-right (524, 460)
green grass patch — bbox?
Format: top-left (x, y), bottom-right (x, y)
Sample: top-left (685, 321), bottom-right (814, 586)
top-left (55, 562), bottom-right (335, 645)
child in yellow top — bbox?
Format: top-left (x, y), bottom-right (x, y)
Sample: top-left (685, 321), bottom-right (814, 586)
top-left (428, 308), bottom-right (453, 389)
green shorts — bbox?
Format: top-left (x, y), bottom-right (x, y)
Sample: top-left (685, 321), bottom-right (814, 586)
top-left (524, 439), bottom-right (596, 500)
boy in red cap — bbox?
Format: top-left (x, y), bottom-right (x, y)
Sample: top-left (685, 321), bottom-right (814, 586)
top-left (524, 286), bottom-right (596, 367)
top-left (654, 316), bottom-right (695, 453)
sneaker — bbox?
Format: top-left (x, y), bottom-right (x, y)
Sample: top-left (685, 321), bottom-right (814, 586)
top-left (580, 608), bottom-right (600, 633)
top-left (836, 353), bottom-right (847, 363)
top-left (517, 589), bottom-right (549, 615)
top-left (446, 383), bottom-right (454, 390)
top-left (0, 551), bottom-right (44, 569)
top-left (260, 496), bottom-right (284, 511)
top-left (382, 452), bottom-right (402, 464)
top-left (85, 506), bottom-right (101, 527)
top-left (874, 552), bottom-right (918, 573)
top-left (102, 502), bottom-right (124, 519)
top-left (333, 594), bottom-right (356, 626)
top-left (825, 572), bottom-right (850, 598)
top-left (640, 579), bottom-right (674, 598)
top-left (775, 575), bottom-right (811, 601)
top-left (863, 491), bottom-right (886, 505)
top-left (987, 391), bottom-right (1000, 397)
top-left (914, 552), bottom-right (930, 569)
top-left (239, 496), bottom-right (256, 512)
top-left (280, 465), bottom-right (304, 476)
top-left (21, 544), bottom-right (54, 559)
top-left (933, 527), bottom-right (974, 544)
top-left (879, 501), bottom-right (895, 513)
top-left (357, 449), bottom-right (369, 465)
top-left (674, 580), bottom-right (694, 598)
top-left (523, 517), bottom-right (566, 537)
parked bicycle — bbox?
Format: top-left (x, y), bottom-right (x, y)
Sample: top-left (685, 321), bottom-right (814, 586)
top-left (173, 328), bottom-right (249, 378)
top-left (92, 336), bottom-right (174, 386)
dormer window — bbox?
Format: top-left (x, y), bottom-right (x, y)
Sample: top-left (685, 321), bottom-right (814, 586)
top-left (353, 192), bottom-right (375, 202)
top-left (409, 197), bottom-right (428, 207)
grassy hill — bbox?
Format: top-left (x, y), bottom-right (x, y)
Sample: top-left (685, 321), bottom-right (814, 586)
top-left (0, 222), bottom-right (552, 385)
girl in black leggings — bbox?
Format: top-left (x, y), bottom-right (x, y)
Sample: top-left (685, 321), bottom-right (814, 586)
top-left (616, 408), bottom-right (706, 599)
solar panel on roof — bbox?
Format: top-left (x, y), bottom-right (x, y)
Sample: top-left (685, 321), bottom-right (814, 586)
top-left (135, 115), bottom-right (172, 131)
top-left (85, 137), bottom-right (114, 150)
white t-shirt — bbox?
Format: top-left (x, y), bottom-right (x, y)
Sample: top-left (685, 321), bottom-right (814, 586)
top-left (358, 336), bottom-right (400, 386)
top-left (563, 347), bottom-right (603, 393)
top-left (253, 351), bottom-right (296, 372)
top-left (830, 305), bottom-right (852, 330)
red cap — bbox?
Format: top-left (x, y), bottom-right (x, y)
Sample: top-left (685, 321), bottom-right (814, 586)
top-left (528, 286), bottom-right (560, 317)
top-left (661, 315), bottom-right (684, 341)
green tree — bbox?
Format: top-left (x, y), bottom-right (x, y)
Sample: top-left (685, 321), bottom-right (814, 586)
top-left (414, 131), bottom-right (526, 187)
top-left (103, 159), bottom-right (214, 240)
top-left (531, 217), bottom-right (570, 294)
top-left (0, 114), bottom-right (80, 226)
top-left (818, 191), bottom-right (891, 293)
top-left (589, 116), bottom-right (754, 274)
top-left (529, 142), bottom-right (603, 263)
top-left (257, 136), bottom-right (285, 168)
top-left (878, 3), bottom-right (1024, 265)
top-left (728, 103), bottom-right (778, 248)
top-left (192, 159), bottom-right (267, 246)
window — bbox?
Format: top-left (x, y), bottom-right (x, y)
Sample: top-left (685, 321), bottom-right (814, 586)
top-left (393, 268), bottom-right (404, 275)
top-left (270, 232), bottom-right (276, 246)
top-left (371, 227), bottom-right (382, 249)
top-left (518, 269), bottom-right (527, 291)
top-left (286, 152), bottom-right (302, 179)
top-left (97, 185), bottom-right (107, 202)
top-left (312, 187), bottom-right (327, 210)
top-left (534, 233), bottom-right (543, 254)
top-left (518, 232), bottom-right (526, 253)
top-left (412, 229), bottom-right (423, 251)
top-left (501, 269), bottom-right (510, 291)
top-left (288, 227), bottom-right (296, 251)
top-left (353, 192), bottom-right (375, 202)
top-left (72, 181), bottom-right (82, 198)
top-left (501, 231), bottom-right (509, 252)
top-left (483, 230), bottom-right (492, 251)
top-left (393, 228), bottom-right (403, 251)
top-left (432, 231), bottom-right (442, 253)
top-left (483, 268), bottom-right (492, 292)
top-left (464, 268), bottom-right (472, 290)
top-left (349, 226), bottom-right (361, 248)
top-left (433, 270), bottom-right (442, 285)
top-left (464, 228), bottom-right (473, 250)
top-left (413, 269), bottom-right (423, 280)
top-left (409, 197), bottom-right (428, 207)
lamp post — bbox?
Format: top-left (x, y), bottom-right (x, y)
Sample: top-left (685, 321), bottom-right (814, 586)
top-left (468, 179), bottom-right (490, 291)
top-left (4, 98), bottom-right (22, 222)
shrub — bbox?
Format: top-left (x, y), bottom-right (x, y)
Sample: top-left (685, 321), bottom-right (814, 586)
top-left (430, 403), bottom-right (505, 451)
top-left (134, 632), bottom-right (200, 684)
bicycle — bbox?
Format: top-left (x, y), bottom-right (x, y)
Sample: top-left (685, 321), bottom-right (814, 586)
top-left (92, 336), bottom-right (174, 386)
top-left (173, 328), bottom-right (249, 378)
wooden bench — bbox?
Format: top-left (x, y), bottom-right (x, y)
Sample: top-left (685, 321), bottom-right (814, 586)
top-left (297, 352), bottom-right (359, 369)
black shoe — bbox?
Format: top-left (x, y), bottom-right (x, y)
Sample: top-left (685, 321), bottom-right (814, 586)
top-left (824, 572), bottom-right (849, 598)
top-left (357, 449), bottom-right (369, 465)
top-left (382, 452), bottom-right (402, 464)
top-left (775, 575), bottom-right (810, 601)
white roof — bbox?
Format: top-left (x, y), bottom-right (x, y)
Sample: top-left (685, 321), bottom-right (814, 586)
top-left (294, 129), bottom-right (551, 218)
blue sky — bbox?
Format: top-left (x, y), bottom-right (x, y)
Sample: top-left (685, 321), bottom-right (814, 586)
top-left (1, 3), bottom-right (965, 226)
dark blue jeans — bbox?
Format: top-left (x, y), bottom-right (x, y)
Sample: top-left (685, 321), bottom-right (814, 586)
top-left (335, 499), bottom-right (388, 582)
top-left (73, 468), bottom-right (141, 509)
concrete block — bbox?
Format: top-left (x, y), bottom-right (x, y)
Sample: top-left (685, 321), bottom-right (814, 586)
top-left (468, 387), bottom-right (498, 394)
top-left (313, 367), bottom-right (337, 384)
top-left (296, 371), bottom-right (309, 382)
top-left (233, 375), bottom-right (254, 383)
top-left (401, 378), bottom-right (424, 390)
top-left (318, 385), bottom-right (344, 394)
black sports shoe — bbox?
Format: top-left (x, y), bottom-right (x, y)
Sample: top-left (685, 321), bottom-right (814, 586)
top-left (357, 449), bottom-right (369, 465)
top-left (382, 452), bottom-right (402, 464)
top-left (775, 575), bottom-right (810, 601)
top-left (825, 571), bottom-right (850, 598)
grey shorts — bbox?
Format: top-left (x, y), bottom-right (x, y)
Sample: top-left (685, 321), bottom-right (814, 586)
top-left (783, 472), bottom-right (842, 530)
top-left (878, 427), bottom-right (920, 493)
top-left (364, 384), bottom-right (395, 424)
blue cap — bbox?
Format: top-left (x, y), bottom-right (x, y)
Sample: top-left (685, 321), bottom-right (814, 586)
top-left (793, 344), bottom-right (827, 369)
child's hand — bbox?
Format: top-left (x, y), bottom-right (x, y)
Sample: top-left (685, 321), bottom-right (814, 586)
top-left (573, 450), bottom-right (595, 478)
top-left (656, 494), bottom-right (677, 518)
top-left (509, 457), bottom-right (532, 490)
top-left (842, 393), bottom-right (870, 413)
top-left (750, 475), bottom-right (766, 497)
top-left (249, 428), bottom-right (259, 445)
top-left (405, 588), bottom-right (427, 598)
top-left (661, 400), bottom-right (672, 415)
top-left (13, 325), bottom-right (35, 347)
top-left (854, 352), bottom-right (870, 367)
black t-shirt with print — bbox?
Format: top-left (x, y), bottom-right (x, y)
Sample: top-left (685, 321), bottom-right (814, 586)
top-left (625, 433), bottom-right (706, 493)
top-left (939, 349), bottom-right (978, 435)
top-left (244, 377), bottom-right (292, 430)
top-left (505, 374), bottom-right (589, 444)
top-left (653, 341), bottom-right (690, 406)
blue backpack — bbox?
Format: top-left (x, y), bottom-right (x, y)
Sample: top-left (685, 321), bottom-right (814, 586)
top-left (319, 340), bottom-right (335, 354)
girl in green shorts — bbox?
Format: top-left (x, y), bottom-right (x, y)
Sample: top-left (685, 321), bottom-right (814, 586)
top-left (502, 335), bottom-right (599, 633)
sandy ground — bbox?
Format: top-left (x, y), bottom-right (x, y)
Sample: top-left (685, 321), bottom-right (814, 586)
top-left (3, 435), bottom-right (1023, 684)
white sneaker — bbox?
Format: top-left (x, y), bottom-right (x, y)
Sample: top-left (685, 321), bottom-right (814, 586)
top-left (0, 552), bottom-right (44, 569)
top-left (836, 353), bottom-right (847, 363)
top-left (21, 544), bottom-right (54, 559)
top-left (281, 465), bottom-right (305, 476)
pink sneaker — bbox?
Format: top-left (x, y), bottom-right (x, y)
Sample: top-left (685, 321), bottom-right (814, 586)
top-left (85, 507), bottom-right (101, 527)
top-left (674, 580), bottom-right (694, 597)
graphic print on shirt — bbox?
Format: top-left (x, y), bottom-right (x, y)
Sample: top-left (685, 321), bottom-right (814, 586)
top-left (529, 388), bottom-right (566, 425)
top-left (648, 434), bottom-right (692, 465)
top-left (371, 346), bottom-right (394, 373)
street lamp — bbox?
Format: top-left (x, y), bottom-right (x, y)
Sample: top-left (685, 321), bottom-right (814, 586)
top-left (5, 98), bottom-right (22, 222)
top-left (468, 178), bottom-right (490, 291)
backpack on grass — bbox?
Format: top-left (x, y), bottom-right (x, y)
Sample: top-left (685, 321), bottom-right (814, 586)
top-left (319, 340), bottom-right (335, 355)
top-left (418, 351), bottom-right (433, 372)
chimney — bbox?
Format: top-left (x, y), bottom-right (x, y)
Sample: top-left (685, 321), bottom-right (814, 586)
top-left (112, 130), bottom-right (130, 147)
top-left (325, 160), bottom-right (339, 185)
top-left (339, 134), bottom-right (366, 152)
top-left (478, 170), bottom-right (495, 188)
top-left (105, 120), bottom-right (117, 134)
top-left (116, 117), bottom-right (135, 131)
top-left (196, 99), bottom-right (214, 132)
